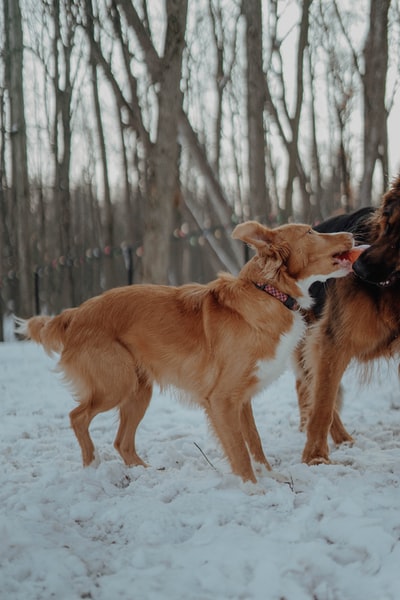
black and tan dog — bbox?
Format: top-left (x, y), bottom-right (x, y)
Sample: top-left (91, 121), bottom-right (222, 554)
top-left (297, 175), bottom-right (400, 465)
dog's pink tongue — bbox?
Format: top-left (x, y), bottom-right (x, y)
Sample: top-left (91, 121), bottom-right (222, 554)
top-left (337, 244), bottom-right (370, 264)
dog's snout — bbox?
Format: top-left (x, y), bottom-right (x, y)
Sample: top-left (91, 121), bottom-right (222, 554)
top-left (335, 232), bottom-right (353, 250)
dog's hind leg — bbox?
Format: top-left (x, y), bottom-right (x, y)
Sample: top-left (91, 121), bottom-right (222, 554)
top-left (114, 379), bottom-right (152, 467)
top-left (66, 340), bottom-right (139, 466)
top-left (70, 401), bottom-right (104, 466)
top-left (240, 402), bottom-right (271, 470)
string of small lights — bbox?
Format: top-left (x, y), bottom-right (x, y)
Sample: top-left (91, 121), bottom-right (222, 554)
top-left (0, 222), bottom-right (233, 289)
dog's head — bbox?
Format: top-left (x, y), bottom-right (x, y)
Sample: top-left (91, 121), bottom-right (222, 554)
top-left (232, 221), bottom-right (353, 305)
top-left (353, 176), bottom-right (400, 287)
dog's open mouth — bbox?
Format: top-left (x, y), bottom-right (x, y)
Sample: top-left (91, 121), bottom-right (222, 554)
top-left (333, 244), bottom-right (370, 268)
top-left (332, 255), bottom-right (352, 271)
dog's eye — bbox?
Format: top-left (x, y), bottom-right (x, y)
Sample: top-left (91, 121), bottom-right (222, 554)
top-left (307, 229), bottom-right (313, 235)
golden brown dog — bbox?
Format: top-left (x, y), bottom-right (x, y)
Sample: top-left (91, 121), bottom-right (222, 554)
top-left (296, 176), bottom-right (400, 465)
top-left (17, 221), bottom-right (353, 483)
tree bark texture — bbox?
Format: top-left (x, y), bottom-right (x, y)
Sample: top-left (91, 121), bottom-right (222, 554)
top-left (142, 0), bottom-right (188, 284)
top-left (4, 0), bottom-right (32, 316)
top-left (242, 0), bottom-right (270, 223)
top-left (359, 0), bottom-right (391, 206)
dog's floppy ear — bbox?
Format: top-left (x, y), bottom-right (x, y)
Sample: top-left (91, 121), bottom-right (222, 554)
top-left (232, 221), bottom-right (274, 249)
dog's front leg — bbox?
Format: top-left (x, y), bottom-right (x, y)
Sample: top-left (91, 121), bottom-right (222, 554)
top-left (240, 402), bottom-right (272, 471)
top-left (206, 400), bottom-right (257, 483)
top-left (329, 408), bottom-right (354, 445)
top-left (302, 328), bottom-right (350, 465)
top-left (293, 342), bottom-right (312, 431)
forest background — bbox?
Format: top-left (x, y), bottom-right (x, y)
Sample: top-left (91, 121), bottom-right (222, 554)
top-left (1, 0), bottom-right (399, 340)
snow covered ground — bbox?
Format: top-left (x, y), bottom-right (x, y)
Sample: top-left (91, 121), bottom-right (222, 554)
top-left (1, 340), bottom-right (400, 600)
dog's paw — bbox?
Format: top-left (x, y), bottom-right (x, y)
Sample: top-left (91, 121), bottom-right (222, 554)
top-left (87, 449), bottom-right (101, 468)
top-left (307, 456), bottom-right (332, 466)
top-left (240, 480), bottom-right (266, 496)
top-left (331, 433), bottom-right (355, 446)
top-left (302, 442), bottom-right (330, 466)
top-left (254, 462), bottom-right (272, 476)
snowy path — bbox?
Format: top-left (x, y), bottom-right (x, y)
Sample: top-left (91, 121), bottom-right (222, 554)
top-left (1, 342), bottom-right (400, 599)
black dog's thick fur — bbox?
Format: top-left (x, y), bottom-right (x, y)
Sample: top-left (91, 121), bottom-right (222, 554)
top-left (310, 207), bottom-right (375, 316)
top-left (297, 177), bottom-right (400, 465)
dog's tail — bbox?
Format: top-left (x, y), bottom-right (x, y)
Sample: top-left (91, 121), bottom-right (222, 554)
top-left (15, 310), bottom-right (75, 355)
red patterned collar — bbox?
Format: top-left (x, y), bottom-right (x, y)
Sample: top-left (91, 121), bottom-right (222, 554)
top-left (254, 282), bottom-right (300, 311)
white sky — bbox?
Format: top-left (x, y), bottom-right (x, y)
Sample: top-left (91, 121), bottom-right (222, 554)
top-left (17, 0), bottom-right (400, 207)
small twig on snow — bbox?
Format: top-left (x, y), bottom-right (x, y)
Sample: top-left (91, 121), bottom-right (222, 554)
top-left (193, 442), bottom-right (217, 470)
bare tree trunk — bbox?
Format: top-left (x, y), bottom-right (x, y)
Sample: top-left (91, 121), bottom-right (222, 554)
top-left (308, 48), bottom-right (323, 223)
top-left (359, 0), bottom-right (391, 206)
top-left (142, 0), bottom-right (188, 283)
top-left (282, 0), bottom-right (311, 222)
top-left (118, 113), bottom-right (135, 245)
top-left (208, 0), bottom-right (223, 175)
top-left (337, 106), bottom-right (352, 214)
top-left (115, 0), bottom-right (241, 269)
top-left (4, 0), bottom-right (32, 316)
top-left (50, 0), bottom-right (75, 308)
top-left (265, 0), bottom-right (311, 223)
top-left (0, 88), bottom-right (10, 338)
top-left (91, 61), bottom-right (116, 289)
top-left (0, 95), bottom-right (8, 342)
top-left (242, 0), bottom-right (270, 223)
top-left (108, 0), bottom-right (143, 246)
top-left (207, 1), bottom-right (237, 177)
